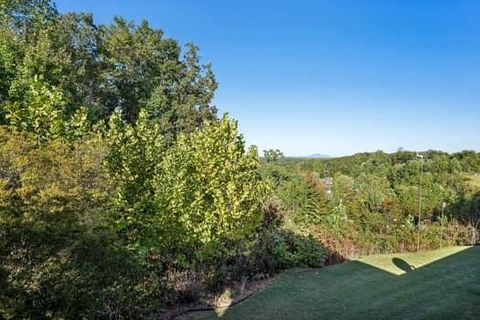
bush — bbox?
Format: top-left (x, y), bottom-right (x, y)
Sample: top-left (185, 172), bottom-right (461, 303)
top-left (309, 218), bottom-right (475, 259)
top-left (0, 129), bottom-right (175, 318)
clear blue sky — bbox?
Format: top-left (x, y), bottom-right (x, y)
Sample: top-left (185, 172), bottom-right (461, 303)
top-left (56, 0), bottom-right (479, 156)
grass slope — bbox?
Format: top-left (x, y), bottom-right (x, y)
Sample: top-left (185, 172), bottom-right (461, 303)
top-left (188, 246), bottom-right (480, 320)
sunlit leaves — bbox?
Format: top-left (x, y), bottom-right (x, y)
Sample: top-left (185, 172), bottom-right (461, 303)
top-left (156, 115), bottom-right (267, 250)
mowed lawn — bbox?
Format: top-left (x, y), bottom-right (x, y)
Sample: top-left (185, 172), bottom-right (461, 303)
top-left (186, 246), bottom-right (480, 320)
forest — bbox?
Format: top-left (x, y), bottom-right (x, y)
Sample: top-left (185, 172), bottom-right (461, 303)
top-left (0, 1), bottom-right (479, 318)
top-left (262, 150), bottom-right (479, 256)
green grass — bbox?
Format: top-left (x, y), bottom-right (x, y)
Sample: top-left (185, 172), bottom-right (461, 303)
top-left (186, 246), bottom-right (480, 320)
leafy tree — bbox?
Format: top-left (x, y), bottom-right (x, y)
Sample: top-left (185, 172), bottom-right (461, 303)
top-left (156, 115), bottom-right (268, 259)
top-left (355, 174), bottom-right (392, 212)
top-left (264, 149), bottom-right (284, 163)
top-left (4, 75), bottom-right (66, 138)
top-left (104, 112), bottom-right (268, 261)
top-left (1, 3), bottom-right (218, 137)
top-left (99, 19), bottom-right (217, 125)
top-left (144, 43), bottom-right (218, 145)
top-left (104, 109), bottom-right (165, 252)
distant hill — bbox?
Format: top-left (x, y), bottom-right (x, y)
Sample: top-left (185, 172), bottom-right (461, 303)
top-left (307, 153), bottom-right (331, 159)
top-left (283, 154), bottom-right (331, 160)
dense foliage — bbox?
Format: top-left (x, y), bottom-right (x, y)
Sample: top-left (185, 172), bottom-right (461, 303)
top-left (0, 0), bottom-right (217, 129)
top-left (0, 1), bottom-right (478, 318)
top-left (262, 150), bottom-right (479, 256)
top-left (0, 1), bottom-right (328, 317)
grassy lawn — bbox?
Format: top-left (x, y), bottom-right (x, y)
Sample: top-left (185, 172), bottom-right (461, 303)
top-left (185, 246), bottom-right (480, 320)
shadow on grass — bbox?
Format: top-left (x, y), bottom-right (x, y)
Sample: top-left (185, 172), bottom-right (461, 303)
top-left (392, 257), bottom-right (415, 273)
top-left (211, 246), bottom-right (480, 320)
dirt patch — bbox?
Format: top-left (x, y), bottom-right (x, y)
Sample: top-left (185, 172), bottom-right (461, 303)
top-left (163, 277), bottom-right (271, 320)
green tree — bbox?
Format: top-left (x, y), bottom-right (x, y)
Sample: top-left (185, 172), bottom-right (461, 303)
top-left (144, 43), bottom-right (218, 144)
top-left (156, 115), bottom-right (267, 258)
top-left (103, 109), bottom-right (165, 253)
top-left (4, 75), bottom-right (66, 138)
top-left (264, 149), bottom-right (284, 163)
top-left (99, 19), bottom-right (217, 124)
top-left (1, 3), bottom-right (218, 136)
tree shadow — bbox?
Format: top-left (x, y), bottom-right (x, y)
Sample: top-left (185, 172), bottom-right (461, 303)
top-left (392, 257), bottom-right (415, 273)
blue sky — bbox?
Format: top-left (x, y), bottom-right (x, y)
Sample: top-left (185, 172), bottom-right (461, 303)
top-left (56, 0), bottom-right (479, 156)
